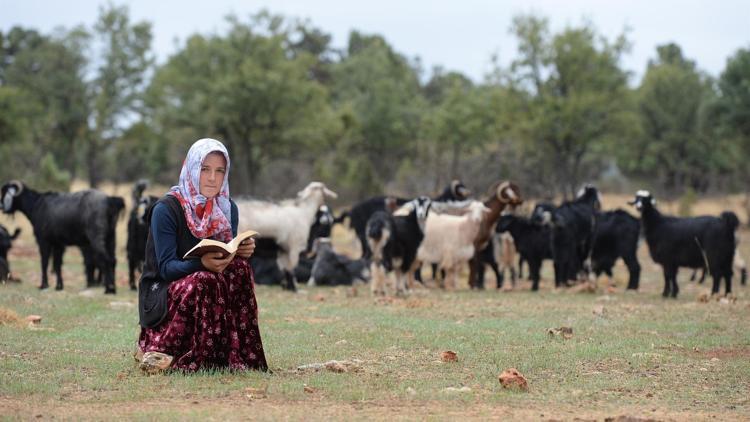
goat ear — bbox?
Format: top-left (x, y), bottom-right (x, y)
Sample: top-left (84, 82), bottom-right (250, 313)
top-left (323, 187), bottom-right (338, 199)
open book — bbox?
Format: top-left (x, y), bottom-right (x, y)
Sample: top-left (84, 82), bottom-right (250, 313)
top-left (182, 230), bottom-right (259, 259)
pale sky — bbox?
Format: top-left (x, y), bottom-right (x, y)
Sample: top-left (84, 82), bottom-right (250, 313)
top-left (2, 0), bottom-right (749, 84)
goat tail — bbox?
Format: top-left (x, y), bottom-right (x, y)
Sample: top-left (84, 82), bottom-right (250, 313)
top-left (10, 228), bottom-right (20, 240)
top-left (334, 210), bottom-right (350, 225)
top-left (107, 196), bottom-right (126, 222)
top-left (720, 211), bottom-right (740, 233)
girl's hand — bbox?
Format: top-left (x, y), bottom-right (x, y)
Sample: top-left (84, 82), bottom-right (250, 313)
top-left (235, 238), bottom-right (256, 259)
top-left (201, 251), bottom-right (235, 273)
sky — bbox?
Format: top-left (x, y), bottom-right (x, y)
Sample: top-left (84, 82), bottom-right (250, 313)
top-left (2, 0), bottom-right (749, 84)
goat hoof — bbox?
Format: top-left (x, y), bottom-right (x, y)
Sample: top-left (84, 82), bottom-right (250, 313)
top-left (105, 289), bottom-right (116, 295)
top-left (38, 284), bottom-right (49, 290)
top-left (130, 286), bottom-right (137, 291)
top-left (55, 285), bottom-right (64, 291)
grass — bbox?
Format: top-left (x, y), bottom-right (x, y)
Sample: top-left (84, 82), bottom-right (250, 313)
top-left (1, 192), bottom-right (750, 420)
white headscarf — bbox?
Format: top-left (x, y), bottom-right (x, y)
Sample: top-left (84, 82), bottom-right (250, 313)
top-left (168, 138), bottom-right (233, 242)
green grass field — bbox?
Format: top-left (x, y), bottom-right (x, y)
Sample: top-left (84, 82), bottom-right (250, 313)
top-left (1, 222), bottom-right (749, 420)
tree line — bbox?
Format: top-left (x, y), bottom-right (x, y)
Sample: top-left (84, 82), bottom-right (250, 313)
top-left (1, 5), bottom-right (749, 203)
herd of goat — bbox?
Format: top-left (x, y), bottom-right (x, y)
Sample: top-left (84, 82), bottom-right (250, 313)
top-left (0, 179), bottom-right (746, 299)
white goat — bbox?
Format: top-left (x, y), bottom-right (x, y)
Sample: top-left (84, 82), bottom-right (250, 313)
top-left (417, 201), bottom-right (490, 290)
top-left (236, 182), bottom-right (338, 281)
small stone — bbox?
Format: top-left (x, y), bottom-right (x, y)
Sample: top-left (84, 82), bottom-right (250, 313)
top-left (406, 387), bottom-right (417, 396)
top-left (441, 351), bottom-right (458, 362)
top-left (25, 315), bottom-right (42, 324)
top-left (498, 368), bottom-right (528, 391)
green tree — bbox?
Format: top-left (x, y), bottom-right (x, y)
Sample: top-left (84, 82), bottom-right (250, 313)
top-left (715, 47), bottom-right (750, 154)
top-left (147, 12), bottom-right (337, 194)
top-left (328, 31), bottom-right (424, 194)
top-left (421, 69), bottom-right (485, 188)
top-left (507, 15), bottom-right (633, 197)
top-left (628, 43), bottom-right (720, 193)
top-left (87, 3), bottom-right (153, 187)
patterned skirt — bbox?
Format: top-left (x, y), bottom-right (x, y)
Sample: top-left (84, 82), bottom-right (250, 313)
top-left (138, 259), bottom-right (268, 372)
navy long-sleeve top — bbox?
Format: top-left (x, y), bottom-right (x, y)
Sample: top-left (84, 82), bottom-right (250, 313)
top-left (150, 200), bottom-right (239, 282)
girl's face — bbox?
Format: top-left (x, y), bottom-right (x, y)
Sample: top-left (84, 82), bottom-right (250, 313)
top-left (199, 152), bottom-right (227, 199)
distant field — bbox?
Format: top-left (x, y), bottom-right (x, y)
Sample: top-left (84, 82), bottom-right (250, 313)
top-left (1, 187), bottom-right (749, 420)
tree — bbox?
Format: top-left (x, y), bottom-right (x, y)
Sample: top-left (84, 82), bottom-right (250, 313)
top-left (328, 31), bottom-right (424, 195)
top-left (506, 15), bottom-right (633, 198)
top-left (627, 43), bottom-right (720, 194)
top-left (421, 69), bottom-right (485, 188)
top-left (87, 3), bottom-right (153, 187)
top-left (0, 26), bottom-right (89, 188)
top-left (147, 12), bottom-right (337, 194)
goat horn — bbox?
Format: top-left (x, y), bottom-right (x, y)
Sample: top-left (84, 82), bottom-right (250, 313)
top-left (8, 180), bottom-right (24, 196)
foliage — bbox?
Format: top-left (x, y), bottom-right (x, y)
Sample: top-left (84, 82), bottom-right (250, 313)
top-left (1, 10), bottom-right (749, 199)
top-left (86, 3), bottom-right (153, 187)
top-left (146, 12), bottom-right (338, 194)
top-left (505, 16), bottom-right (634, 198)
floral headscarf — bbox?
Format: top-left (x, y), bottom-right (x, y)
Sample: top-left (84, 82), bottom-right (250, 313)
top-left (168, 138), bottom-right (233, 242)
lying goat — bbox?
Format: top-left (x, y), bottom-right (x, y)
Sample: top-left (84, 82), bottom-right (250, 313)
top-left (307, 238), bottom-right (369, 286)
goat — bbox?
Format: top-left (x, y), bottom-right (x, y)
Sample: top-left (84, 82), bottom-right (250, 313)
top-left (467, 181), bottom-right (523, 289)
top-left (691, 254), bottom-right (747, 286)
top-left (340, 180), bottom-right (471, 259)
top-left (417, 201), bottom-right (490, 290)
top-left (236, 182), bottom-right (338, 291)
top-left (0, 224), bottom-right (21, 282)
top-left (307, 238), bottom-right (369, 286)
top-left (533, 186), bottom-right (600, 288)
top-left (250, 238), bottom-right (287, 286)
top-left (367, 197), bottom-right (431, 296)
top-left (630, 190), bottom-right (738, 297)
top-left (252, 204), bottom-right (338, 286)
top-left (590, 209), bottom-right (641, 290)
top-left (126, 180), bottom-right (158, 291)
top-left (496, 213), bottom-right (553, 291)
top-left (1, 180), bottom-right (124, 293)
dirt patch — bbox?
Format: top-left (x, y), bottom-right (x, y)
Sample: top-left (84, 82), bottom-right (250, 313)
top-left (696, 346), bottom-right (750, 360)
top-left (0, 396), bottom-right (745, 421)
top-left (0, 307), bottom-right (22, 326)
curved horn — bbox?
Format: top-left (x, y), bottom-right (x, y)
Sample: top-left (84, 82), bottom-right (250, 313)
top-left (496, 181), bottom-right (511, 200)
top-left (8, 180), bottom-right (23, 196)
top-left (451, 180), bottom-right (460, 195)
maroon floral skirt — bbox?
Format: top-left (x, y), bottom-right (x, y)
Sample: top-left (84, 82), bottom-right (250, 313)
top-left (138, 259), bottom-right (268, 372)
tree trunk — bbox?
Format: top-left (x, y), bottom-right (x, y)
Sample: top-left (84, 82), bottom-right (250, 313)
top-left (450, 141), bottom-right (461, 180)
top-left (87, 136), bottom-right (101, 188)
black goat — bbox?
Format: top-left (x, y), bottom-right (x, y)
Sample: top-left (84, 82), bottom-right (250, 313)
top-left (367, 197), bottom-right (431, 295)
top-left (533, 186), bottom-right (600, 287)
top-left (251, 237), bottom-right (287, 286)
top-left (590, 209), bottom-right (641, 290)
top-left (307, 238), bottom-right (369, 286)
top-left (126, 180), bottom-right (158, 291)
top-left (0, 224), bottom-right (21, 282)
top-left (496, 214), bottom-right (553, 291)
top-left (630, 190), bottom-right (738, 297)
top-left (1, 180), bottom-right (124, 293)
top-left (340, 180), bottom-right (470, 259)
